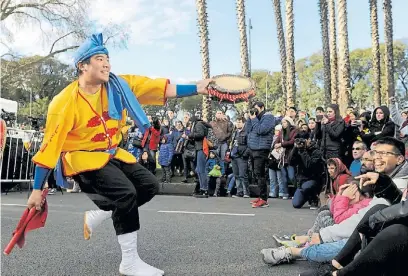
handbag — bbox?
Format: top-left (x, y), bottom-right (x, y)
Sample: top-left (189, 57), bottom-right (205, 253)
top-left (184, 148), bottom-right (196, 159)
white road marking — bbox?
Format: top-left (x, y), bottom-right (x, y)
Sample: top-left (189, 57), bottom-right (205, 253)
top-left (157, 210), bottom-right (255, 216)
top-left (1, 203), bottom-right (26, 207)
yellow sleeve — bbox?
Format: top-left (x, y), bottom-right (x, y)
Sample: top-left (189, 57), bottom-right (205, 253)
top-left (32, 95), bottom-right (74, 169)
top-left (119, 75), bottom-right (169, 106)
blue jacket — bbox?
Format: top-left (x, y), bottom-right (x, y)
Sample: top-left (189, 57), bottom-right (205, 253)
top-left (205, 152), bottom-right (225, 175)
top-left (247, 111), bottom-right (275, 150)
top-left (158, 137), bottom-right (174, 166)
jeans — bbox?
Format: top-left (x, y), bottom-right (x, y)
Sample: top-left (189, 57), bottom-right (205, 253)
top-left (292, 180), bottom-right (319, 208)
top-left (280, 165), bottom-right (295, 197)
top-left (195, 150), bottom-right (207, 190)
top-left (300, 239), bottom-right (348, 263)
top-left (268, 169), bottom-right (282, 197)
top-left (231, 157), bottom-right (249, 195)
top-left (227, 174), bottom-right (235, 192)
top-left (182, 155), bottom-right (195, 179)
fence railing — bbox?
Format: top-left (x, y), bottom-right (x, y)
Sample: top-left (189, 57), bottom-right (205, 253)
top-left (1, 128), bottom-right (43, 187)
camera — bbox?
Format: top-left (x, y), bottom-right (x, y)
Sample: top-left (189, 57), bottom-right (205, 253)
top-left (1, 109), bottom-right (16, 127)
top-left (250, 108), bottom-right (259, 116)
top-left (28, 116), bottom-right (42, 131)
top-left (351, 120), bottom-right (362, 126)
top-left (295, 138), bottom-right (307, 148)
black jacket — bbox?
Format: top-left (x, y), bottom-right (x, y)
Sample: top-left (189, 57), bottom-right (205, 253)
top-left (189, 120), bottom-right (211, 151)
top-left (368, 199), bottom-right (408, 234)
top-left (361, 106), bottom-right (395, 146)
top-left (290, 143), bottom-right (324, 185)
top-left (316, 120), bottom-right (345, 159)
top-left (230, 127), bottom-right (249, 159)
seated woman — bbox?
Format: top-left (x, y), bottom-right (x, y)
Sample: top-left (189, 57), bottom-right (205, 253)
top-left (301, 173), bottom-right (407, 276)
top-left (262, 183), bottom-right (373, 266)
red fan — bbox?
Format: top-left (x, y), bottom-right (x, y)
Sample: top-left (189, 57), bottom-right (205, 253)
top-left (3, 189), bottom-right (49, 255)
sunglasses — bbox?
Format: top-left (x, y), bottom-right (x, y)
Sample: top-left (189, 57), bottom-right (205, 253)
top-left (352, 147), bottom-right (363, 150)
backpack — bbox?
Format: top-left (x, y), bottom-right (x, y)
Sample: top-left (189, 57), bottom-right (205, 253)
top-left (206, 128), bottom-right (218, 149)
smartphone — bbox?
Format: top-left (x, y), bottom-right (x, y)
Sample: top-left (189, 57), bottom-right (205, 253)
top-left (316, 115), bottom-right (323, 122)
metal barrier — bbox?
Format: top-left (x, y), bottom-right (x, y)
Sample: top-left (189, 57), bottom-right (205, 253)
top-left (1, 128), bottom-right (43, 187)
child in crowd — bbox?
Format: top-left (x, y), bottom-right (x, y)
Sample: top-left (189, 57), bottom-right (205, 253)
top-left (206, 150), bottom-right (225, 196)
top-left (158, 135), bottom-right (174, 184)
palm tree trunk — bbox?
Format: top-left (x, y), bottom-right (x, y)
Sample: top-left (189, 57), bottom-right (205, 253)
top-left (272, 0), bottom-right (287, 107)
top-left (236, 0), bottom-right (250, 77)
top-left (319, 0), bottom-right (331, 107)
top-left (383, 0), bottom-right (394, 100)
top-left (235, 0), bottom-right (251, 110)
top-left (285, 0), bottom-right (296, 108)
top-left (328, 0), bottom-right (339, 104)
top-left (337, 0), bottom-right (351, 115)
top-left (196, 0), bottom-right (212, 121)
top-left (370, 0), bottom-right (381, 107)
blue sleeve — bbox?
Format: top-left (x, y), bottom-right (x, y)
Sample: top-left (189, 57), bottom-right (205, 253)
top-left (205, 160), bottom-right (210, 173)
top-left (33, 165), bottom-right (52, 190)
top-left (168, 145), bottom-right (174, 164)
top-left (251, 115), bottom-right (275, 136)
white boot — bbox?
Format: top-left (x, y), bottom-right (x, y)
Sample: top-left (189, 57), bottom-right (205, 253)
top-left (118, 231), bottom-right (164, 276)
top-left (83, 210), bottom-right (112, 240)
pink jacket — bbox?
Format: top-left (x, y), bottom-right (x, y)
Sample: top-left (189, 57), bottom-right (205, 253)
top-left (330, 195), bottom-right (372, 224)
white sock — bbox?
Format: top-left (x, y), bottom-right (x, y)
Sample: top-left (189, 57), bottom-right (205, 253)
top-left (84, 210), bottom-right (112, 240)
top-left (118, 231), bottom-right (164, 276)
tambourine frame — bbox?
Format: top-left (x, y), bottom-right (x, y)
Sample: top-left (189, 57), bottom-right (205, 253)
top-left (207, 74), bottom-right (256, 103)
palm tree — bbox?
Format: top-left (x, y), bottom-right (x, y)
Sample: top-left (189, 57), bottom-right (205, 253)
top-left (383, 0), bottom-right (394, 100)
top-left (328, 0), bottom-right (338, 104)
top-left (285, 0), bottom-right (296, 108)
top-left (337, 0), bottom-right (351, 115)
top-left (272, 0), bottom-right (287, 106)
top-left (236, 0), bottom-right (250, 77)
top-left (195, 0), bottom-right (212, 121)
top-left (370, 0), bottom-right (381, 106)
top-left (319, 0), bottom-right (331, 107)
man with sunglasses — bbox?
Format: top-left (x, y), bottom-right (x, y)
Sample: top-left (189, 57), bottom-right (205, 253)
top-left (349, 141), bottom-right (367, 177)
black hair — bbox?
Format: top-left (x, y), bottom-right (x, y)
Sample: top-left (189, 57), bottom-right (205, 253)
top-left (316, 106), bottom-right (324, 112)
top-left (253, 101), bottom-right (265, 109)
top-left (236, 116), bottom-right (246, 123)
top-left (375, 137), bottom-right (405, 156)
top-left (288, 106), bottom-right (297, 112)
top-left (76, 57), bottom-right (91, 76)
top-left (327, 159), bottom-right (337, 167)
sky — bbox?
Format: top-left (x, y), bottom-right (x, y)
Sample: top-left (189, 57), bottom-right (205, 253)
top-left (2, 0), bottom-right (408, 83)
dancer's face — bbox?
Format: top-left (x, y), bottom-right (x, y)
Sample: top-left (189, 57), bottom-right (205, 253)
top-left (79, 54), bottom-right (111, 84)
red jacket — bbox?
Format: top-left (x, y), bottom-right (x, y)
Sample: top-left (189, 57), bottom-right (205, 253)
top-left (330, 195), bottom-right (372, 224)
top-left (142, 127), bottom-right (161, 151)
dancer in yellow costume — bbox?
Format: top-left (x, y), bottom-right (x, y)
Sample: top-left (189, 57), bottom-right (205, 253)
top-left (27, 33), bottom-right (211, 276)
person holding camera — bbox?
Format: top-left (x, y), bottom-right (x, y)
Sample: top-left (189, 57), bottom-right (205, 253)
top-left (247, 102), bottom-right (276, 208)
top-left (291, 137), bottom-right (324, 209)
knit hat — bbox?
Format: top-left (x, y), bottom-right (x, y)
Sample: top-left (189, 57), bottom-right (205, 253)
top-left (282, 116), bottom-right (294, 126)
top-left (275, 124), bottom-right (283, 131)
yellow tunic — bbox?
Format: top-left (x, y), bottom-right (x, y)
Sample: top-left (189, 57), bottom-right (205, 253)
top-left (32, 75), bottom-right (168, 176)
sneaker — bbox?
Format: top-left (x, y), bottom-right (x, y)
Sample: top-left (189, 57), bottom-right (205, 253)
top-left (250, 198), bottom-right (260, 205)
top-left (181, 179), bottom-right (188, 183)
top-left (232, 194), bottom-right (243, 198)
top-left (48, 188), bottom-right (56, 195)
top-left (273, 234), bottom-right (301, 248)
top-left (260, 246), bottom-right (292, 266)
top-left (194, 190), bottom-right (208, 198)
top-left (243, 194), bottom-right (250, 198)
top-left (281, 196), bottom-right (289, 200)
top-left (309, 199), bottom-right (319, 210)
top-left (252, 199), bottom-right (269, 208)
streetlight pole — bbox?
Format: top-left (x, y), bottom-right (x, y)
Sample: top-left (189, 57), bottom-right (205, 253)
top-left (248, 18), bottom-right (252, 77)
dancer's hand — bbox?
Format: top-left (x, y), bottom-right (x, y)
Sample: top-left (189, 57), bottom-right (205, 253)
top-left (197, 79), bottom-right (213, 95)
top-left (27, 190), bottom-right (44, 211)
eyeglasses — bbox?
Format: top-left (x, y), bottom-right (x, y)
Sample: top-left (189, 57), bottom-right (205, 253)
top-left (352, 147), bottom-right (363, 150)
top-left (362, 158), bottom-right (373, 162)
top-left (372, 150), bottom-right (400, 157)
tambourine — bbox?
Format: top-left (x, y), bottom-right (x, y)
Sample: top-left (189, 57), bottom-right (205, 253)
top-left (208, 74), bottom-right (256, 103)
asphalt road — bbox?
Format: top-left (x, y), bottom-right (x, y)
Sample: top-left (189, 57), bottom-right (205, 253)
top-left (1, 192), bottom-right (318, 276)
